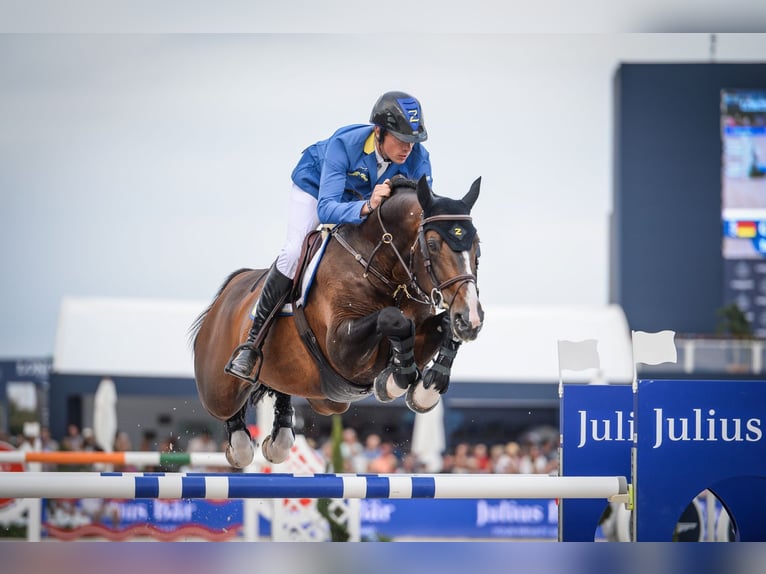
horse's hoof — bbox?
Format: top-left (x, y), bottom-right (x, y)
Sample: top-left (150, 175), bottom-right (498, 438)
top-left (373, 367), bottom-right (407, 403)
top-left (405, 382), bottom-right (441, 414)
top-left (261, 428), bottom-right (294, 465)
top-left (225, 430), bottom-right (255, 468)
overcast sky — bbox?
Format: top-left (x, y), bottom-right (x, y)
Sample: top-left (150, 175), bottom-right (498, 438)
top-left (2, 33), bottom-right (766, 357)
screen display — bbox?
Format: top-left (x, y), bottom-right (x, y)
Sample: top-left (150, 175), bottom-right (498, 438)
top-left (721, 90), bottom-right (766, 332)
top-left (722, 90), bottom-right (766, 257)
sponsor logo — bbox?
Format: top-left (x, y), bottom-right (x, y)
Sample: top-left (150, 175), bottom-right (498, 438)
top-left (577, 409), bottom-right (634, 448)
top-left (347, 169), bottom-right (369, 182)
top-left (475, 500), bottom-right (552, 527)
top-left (576, 408), bottom-right (763, 449)
top-left (652, 408), bottom-right (762, 448)
top-left (360, 500), bottom-right (396, 523)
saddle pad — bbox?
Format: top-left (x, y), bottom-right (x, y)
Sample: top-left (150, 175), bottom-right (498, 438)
top-left (249, 229), bottom-right (332, 320)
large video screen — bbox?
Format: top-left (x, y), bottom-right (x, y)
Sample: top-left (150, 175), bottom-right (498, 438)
top-left (721, 90), bottom-right (766, 332)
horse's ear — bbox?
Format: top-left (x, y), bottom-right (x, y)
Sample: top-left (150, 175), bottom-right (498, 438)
top-left (416, 175), bottom-right (433, 210)
top-left (462, 176), bottom-right (481, 210)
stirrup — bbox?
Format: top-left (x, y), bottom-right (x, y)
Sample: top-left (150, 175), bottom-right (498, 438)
top-left (224, 343), bottom-right (263, 384)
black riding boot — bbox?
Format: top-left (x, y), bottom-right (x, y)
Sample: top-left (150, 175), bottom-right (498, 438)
top-left (225, 266), bottom-right (293, 382)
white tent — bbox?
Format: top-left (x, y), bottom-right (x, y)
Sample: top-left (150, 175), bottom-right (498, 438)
top-left (53, 296), bottom-right (207, 377)
top-left (53, 298), bottom-right (633, 384)
top-left (449, 304), bottom-right (634, 384)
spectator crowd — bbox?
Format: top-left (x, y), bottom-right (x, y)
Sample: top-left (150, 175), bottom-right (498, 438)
top-left (0, 423), bottom-right (559, 476)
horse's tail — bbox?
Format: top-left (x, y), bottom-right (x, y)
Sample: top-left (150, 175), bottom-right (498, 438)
top-left (188, 268), bottom-right (253, 353)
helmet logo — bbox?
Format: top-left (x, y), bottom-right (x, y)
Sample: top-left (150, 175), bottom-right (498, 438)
top-left (396, 97), bottom-right (421, 132)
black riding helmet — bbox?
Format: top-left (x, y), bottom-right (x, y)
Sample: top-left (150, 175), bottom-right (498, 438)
top-left (370, 91), bottom-right (428, 143)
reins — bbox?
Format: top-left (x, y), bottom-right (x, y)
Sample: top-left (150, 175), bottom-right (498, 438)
top-left (331, 196), bottom-right (478, 311)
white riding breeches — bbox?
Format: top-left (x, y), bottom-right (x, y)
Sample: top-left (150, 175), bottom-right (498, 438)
top-left (275, 184), bottom-right (320, 279)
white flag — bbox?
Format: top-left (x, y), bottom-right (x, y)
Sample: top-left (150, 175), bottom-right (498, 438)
top-left (632, 330), bottom-right (677, 366)
top-left (557, 339), bottom-right (600, 372)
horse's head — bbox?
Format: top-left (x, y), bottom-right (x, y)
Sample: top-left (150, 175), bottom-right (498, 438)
top-left (415, 175), bottom-right (483, 342)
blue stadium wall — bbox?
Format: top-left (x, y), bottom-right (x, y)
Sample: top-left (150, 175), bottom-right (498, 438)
top-left (611, 62), bottom-right (766, 334)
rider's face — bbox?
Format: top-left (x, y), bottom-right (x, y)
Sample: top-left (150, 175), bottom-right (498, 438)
top-left (378, 129), bottom-right (414, 164)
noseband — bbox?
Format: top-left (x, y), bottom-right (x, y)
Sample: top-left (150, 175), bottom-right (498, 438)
top-left (332, 203), bottom-right (478, 312)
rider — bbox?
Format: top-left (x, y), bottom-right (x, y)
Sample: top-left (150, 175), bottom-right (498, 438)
top-left (226, 90), bottom-right (434, 382)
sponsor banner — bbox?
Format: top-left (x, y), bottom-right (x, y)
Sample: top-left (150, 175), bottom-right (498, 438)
top-left (560, 384), bottom-right (633, 478)
top-left (360, 498), bottom-right (558, 540)
top-left (559, 384), bottom-right (632, 541)
top-left (637, 379), bottom-right (764, 463)
top-left (41, 498), bottom-right (243, 541)
top-left (635, 379), bottom-right (766, 541)
top-left (31, 497), bottom-right (561, 540)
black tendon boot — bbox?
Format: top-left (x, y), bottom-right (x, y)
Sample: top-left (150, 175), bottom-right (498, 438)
top-left (225, 266), bottom-right (293, 383)
top-left (423, 337), bottom-right (461, 394)
top-left (422, 313), bottom-right (461, 394)
top-left (390, 322), bottom-right (422, 391)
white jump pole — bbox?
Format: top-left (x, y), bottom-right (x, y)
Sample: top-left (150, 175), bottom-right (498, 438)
top-left (0, 472), bottom-right (629, 502)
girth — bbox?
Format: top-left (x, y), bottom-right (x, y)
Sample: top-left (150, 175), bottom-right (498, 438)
top-left (292, 305), bottom-right (373, 403)
top-left (290, 229), bottom-right (373, 403)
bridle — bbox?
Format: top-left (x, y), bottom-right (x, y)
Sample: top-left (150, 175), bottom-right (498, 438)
top-left (417, 213), bottom-right (478, 310)
top-left (331, 199), bottom-right (478, 313)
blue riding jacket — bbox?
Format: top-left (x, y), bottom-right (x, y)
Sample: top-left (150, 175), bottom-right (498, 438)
top-left (291, 124), bottom-right (432, 225)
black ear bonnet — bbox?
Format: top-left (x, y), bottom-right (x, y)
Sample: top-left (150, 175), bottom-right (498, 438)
top-left (422, 195), bottom-right (477, 252)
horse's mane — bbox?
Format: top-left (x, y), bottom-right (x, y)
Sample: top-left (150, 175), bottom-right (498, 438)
top-left (378, 176), bottom-right (421, 220)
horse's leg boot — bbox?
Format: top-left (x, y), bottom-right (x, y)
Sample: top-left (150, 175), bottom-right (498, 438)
top-left (407, 314), bottom-right (460, 414)
top-left (226, 266), bottom-right (293, 382)
top-left (262, 393), bottom-right (295, 464)
top-left (422, 338), bottom-right (460, 392)
top-left (389, 321), bottom-right (421, 389)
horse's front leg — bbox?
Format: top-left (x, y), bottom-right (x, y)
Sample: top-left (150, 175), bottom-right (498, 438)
top-left (261, 391), bottom-right (295, 464)
top-left (406, 312), bottom-right (461, 414)
top-left (225, 404), bottom-right (254, 469)
top-left (372, 307), bottom-right (422, 404)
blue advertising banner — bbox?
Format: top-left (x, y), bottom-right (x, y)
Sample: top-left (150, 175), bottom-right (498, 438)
top-left (359, 498), bottom-right (558, 540)
top-left (37, 497), bottom-right (561, 541)
top-left (42, 498), bottom-right (243, 541)
top-left (559, 384), bottom-right (632, 541)
top-left (635, 379), bottom-right (766, 541)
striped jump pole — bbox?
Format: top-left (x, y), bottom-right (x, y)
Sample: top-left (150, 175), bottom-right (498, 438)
top-left (0, 451), bottom-right (230, 467)
top-left (0, 472), bottom-right (629, 502)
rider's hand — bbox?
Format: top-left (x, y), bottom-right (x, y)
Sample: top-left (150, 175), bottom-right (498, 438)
top-left (371, 179), bottom-right (392, 210)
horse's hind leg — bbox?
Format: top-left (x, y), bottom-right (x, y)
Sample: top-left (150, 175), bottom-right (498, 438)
top-left (225, 404), bottom-right (255, 469)
top-left (261, 391), bottom-right (295, 465)
top-left (373, 307), bottom-right (422, 403)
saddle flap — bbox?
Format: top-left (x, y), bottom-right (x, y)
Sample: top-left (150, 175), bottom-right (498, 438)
top-left (292, 227), bottom-right (332, 309)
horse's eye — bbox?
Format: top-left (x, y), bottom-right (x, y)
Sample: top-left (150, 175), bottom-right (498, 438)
top-left (427, 238), bottom-right (440, 252)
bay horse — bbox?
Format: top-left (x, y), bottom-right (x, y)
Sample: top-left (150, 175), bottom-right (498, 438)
top-left (190, 175), bottom-right (483, 468)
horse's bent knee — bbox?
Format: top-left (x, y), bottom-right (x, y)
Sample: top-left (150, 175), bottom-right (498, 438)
top-left (377, 307), bottom-right (413, 340)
